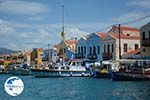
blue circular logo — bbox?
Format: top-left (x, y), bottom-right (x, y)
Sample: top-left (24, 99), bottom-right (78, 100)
top-left (4, 76), bottom-right (24, 96)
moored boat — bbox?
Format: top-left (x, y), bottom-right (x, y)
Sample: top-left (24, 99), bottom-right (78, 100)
top-left (8, 64), bottom-right (31, 75)
top-left (31, 59), bottom-right (91, 77)
top-left (0, 65), bottom-right (7, 74)
top-left (111, 59), bottom-right (150, 81)
top-left (93, 61), bottom-right (118, 78)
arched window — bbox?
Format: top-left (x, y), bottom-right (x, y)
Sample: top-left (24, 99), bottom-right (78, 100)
top-left (93, 46), bottom-right (96, 54)
top-left (90, 47), bottom-right (92, 55)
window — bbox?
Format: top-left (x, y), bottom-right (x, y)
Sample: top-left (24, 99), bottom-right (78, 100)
top-left (78, 47), bottom-right (80, 54)
top-left (135, 44), bottom-right (139, 50)
top-left (124, 43), bottom-right (128, 52)
top-left (97, 46), bottom-right (100, 54)
top-left (142, 32), bottom-right (145, 40)
top-left (81, 46), bottom-right (83, 55)
top-left (112, 44), bottom-right (114, 52)
top-left (104, 45), bottom-right (106, 53)
top-left (90, 47), bottom-right (92, 54)
top-left (143, 48), bottom-right (146, 52)
top-left (127, 34), bottom-right (130, 36)
top-left (93, 46), bottom-right (96, 54)
top-left (84, 46), bottom-right (86, 54)
top-left (107, 44), bottom-right (110, 53)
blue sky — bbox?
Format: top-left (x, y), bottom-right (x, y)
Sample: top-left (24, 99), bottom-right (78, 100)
top-left (0, 0), bottom-right (150, 50)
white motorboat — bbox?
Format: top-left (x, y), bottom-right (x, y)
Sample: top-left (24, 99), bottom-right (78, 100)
top-left (31, 59), bottom-right (91, 77)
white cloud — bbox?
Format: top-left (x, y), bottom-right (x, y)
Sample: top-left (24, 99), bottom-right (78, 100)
top-left (28, 16), bottom-right (45, 21)
top-left (0, 19), bottom-right (15, 36)
top-left (112, 12), bottom-right (150, 28)
top-left (127, 0), bottom-right (150, 9)
top-left (0, 19), bottom-right (92, 50)
top-left (112, 13), bottom-right (145, 23)
top-left (0, 0), bottom-right (50, 15)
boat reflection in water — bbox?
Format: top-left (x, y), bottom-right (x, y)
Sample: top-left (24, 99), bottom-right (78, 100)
top-left (111, 59), bottom-right (150, 81)
top-left (31, 59), bottom-right (91, 77)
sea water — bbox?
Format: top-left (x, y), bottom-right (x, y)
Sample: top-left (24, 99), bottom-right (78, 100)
top-left (0, 74), bottom-right (150, 100)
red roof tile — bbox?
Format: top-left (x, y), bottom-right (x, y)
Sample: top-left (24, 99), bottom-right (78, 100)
top-left (114, 25), bottom-right (139, 32)
top-left (126, 49), bottom-right (140, 55)
top-left (96, 32), bottom-right (108, 39)
top-left (64, 39), bottom-right (78, 45)
top-left (109, 32), bottom-right (140, 40)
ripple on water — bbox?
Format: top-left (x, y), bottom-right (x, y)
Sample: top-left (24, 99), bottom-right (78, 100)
top-left (0, 75), bottom-right (150, 100)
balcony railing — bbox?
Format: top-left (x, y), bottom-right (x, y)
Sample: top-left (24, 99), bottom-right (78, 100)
top-left (141, 38), bottom-right (150, 46)
top-left (102, 53), bottom-right (113, 60)
top-left (87, 54), bottom-right (97, 59)
top-left (75, 54), bottom-right (85, 58)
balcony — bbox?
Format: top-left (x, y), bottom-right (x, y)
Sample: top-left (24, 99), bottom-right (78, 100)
top-left (75, 54), bottom-right (85, 58)
top-left (141, 38), bottom-right (150, 46)
top-left (102, 53), bottom-right (113, 60)
top-left (87, 54), bottom-right (97, 60)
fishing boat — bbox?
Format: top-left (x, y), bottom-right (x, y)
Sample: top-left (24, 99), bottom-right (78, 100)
top-left (8, 64), bottom-right (31, 75)
top-left (31, 59), bottom-right (91, 77)
top-left (93, 61), bottom-right (119, 78)
top-left (111, 59), bottom-right (150, 81)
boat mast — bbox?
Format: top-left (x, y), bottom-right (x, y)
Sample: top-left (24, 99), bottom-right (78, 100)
top-left (60, 5), bottom-right (66, 59)
top-left (61, 5), bottom-right (65, 41)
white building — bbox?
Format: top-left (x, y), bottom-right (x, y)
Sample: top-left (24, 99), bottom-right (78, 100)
top-left (76, 33), bottom-right (106, 62)
top-left (103, 25), bottom-right (140, 60)
top-left (76, 36), bottom-right (87, 59)
top-left (140, 22), bottom-right (150, 59)
top-left (43, 48), bottom-right (58, 63)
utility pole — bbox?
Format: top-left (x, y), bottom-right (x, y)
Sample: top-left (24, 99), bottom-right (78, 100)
top-left (48, 44), bottom-right (50, 63)
top-left (118, 24), bottom-right (121, 59)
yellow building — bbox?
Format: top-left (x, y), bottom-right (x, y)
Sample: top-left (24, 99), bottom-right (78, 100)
top-left (140, 22), bottom-right (150, 58)
top-left (31, 48), bottom-right (43, 65)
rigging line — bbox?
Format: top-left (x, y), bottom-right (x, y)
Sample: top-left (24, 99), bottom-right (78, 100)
top-left (120, 14), bottom-right (150, 25)
top-left (96, 14), bottom-right (150, 33)
top-left (95, 25), bottom-right (114, 33)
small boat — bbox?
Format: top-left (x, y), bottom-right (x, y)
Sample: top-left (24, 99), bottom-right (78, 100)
top-left (8, 64), bottom-right (31, 75)
top-left (111, 59), bottom-right (150, 81)
top-left (0, 65), bottom-right (9, 74)
top-left (93, 61), bottom-right (116, 78)
top-left (31, 59), bottom-right (91, 77)
top-left (112, 68), bottom-right (150, 81)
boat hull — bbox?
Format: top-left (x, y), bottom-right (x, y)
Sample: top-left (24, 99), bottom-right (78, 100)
top-left (9, 69), bottom-right (31, 75)
top-left (111, 72), bottom-right (150, 81)
top-left (31, 69), bottom-right (91, 77)
top-left (93, 71), bottom-right (111, 78)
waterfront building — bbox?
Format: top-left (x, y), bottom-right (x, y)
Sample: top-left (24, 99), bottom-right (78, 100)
top-left (31, 48), bottom-right (43, 65)
top-left (24, 51), bottom-right (31, 66)
top-left (140, 22), bottom-right (150, 59)
top-left (58, 38), bottom-right (77, 60)
top-left (76, 36), bottom-right (88, 59)
top-left (43, 47), bottom-right (58, 63)
top-left (103, 25), bottom-right (140, 60)
top-left (76, 33), bottom-right (105, 62)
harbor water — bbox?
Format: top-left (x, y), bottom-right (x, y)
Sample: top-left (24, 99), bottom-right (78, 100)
top-left (0, 74), bottom-right (150, 100)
